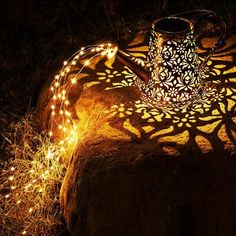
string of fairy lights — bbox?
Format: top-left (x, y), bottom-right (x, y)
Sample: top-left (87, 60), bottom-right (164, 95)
top-left (1, 43), bottom-right (118, 235)
top-left (48, 42), bottom-right (118, 142)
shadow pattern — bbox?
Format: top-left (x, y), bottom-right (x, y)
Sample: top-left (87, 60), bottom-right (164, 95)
top-left (70, 32), bottom-right (236, 156)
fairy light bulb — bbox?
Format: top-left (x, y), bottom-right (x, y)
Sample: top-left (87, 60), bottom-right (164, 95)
top-left (71, 78), bottom-right (76, 84)
top-left (101, 51), bottom-right (106, 56)
top-left (10, 167), bottom-right (15, 171)
top-left (9, 176), bottom-right (14, 181)
top-left (63, 61), bottom-right (68, 66)
top-left (46, 150), bottom-right (53, 159)
top-left (84, 60), bottom-right (90, 66)
top-left (65, 112), bottom-right (71, 117)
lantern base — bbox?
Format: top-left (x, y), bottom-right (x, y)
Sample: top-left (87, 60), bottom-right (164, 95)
top-left (136, 77), bottom-right (207, 110)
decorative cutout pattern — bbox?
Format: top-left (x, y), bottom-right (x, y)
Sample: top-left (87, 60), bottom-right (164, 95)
top-left (139, 23), bottom-right (203, 109)
top-left (92, 35), bottom-right (235, 155)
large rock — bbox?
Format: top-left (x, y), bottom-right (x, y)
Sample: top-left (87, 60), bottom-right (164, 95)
top-left (37, 32), bottom-right (236, 236)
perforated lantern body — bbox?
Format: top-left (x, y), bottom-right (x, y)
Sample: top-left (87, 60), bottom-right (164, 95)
top-left (141, 17), bottom-right (204, 109)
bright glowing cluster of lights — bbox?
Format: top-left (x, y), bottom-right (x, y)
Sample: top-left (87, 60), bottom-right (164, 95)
top-left (48, 42), bottom-right (118, 140)
top-left (0, 115), bottom-right (67, 235)
top-left (0, 43), bottom-right (119, 235)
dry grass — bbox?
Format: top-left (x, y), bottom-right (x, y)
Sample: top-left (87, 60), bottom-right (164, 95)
top-left (0, 113), bottom-right (68, 235)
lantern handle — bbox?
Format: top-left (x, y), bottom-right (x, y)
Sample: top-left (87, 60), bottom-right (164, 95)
top-left (171, 10), bottom-right (226, 72)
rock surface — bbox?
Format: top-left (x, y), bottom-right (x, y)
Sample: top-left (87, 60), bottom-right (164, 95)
top-left (37, 32), bottom-right (236, 236)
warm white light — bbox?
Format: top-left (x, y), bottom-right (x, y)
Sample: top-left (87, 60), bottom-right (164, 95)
top-left (71, 78), bottom-right (76, 84)
top-left (46, 150), bottom-right (53, 159)
top-left (84, 60), bottom-right (90, 66)
top-left (65, 111), bottom-right (71, 116)
top-left (47, 42), bottom-right (118, 140)
top-left (9, 176), bottom-right (14, 181)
